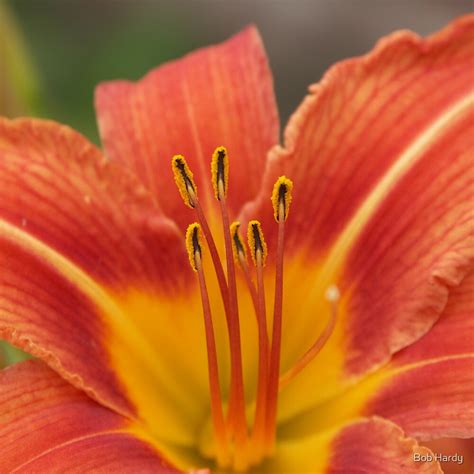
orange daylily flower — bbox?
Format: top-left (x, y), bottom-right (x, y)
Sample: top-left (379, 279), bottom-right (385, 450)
top-left (0, 15), bottom-right (473, 473)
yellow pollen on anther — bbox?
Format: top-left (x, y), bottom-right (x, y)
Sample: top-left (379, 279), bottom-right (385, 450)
top-left (185, 222), bottom-right (203, 272)
top-left (230, 221), bottom-right (247, 263)
top-left (172, 155), bottom-right (197, 208)
top-left (271, 176), bottom-right (293, 222)
top-left (247, 220), bottom-right (267, 267)
top-left (211, 146), bottom-right (229, 200)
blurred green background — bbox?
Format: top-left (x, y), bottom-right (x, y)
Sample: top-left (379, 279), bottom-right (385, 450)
top-left (3, 0), bottom-right (472, 143)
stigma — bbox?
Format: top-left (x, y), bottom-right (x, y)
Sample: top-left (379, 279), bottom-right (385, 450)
top-left (174, 149), bottom-right (338, 471)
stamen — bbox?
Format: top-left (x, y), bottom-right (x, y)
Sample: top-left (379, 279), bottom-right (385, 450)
top-left (279, 285), bottom-right (340, 389)
top-left (186, 223), bottom-right (230, 467)
top-left (265, 176), bottom-right (293, 454)
top-left (185, 222), bottom-right (202, 272)
top-left (246, 221), bottom-right (270, 455)
top-left (212, 147), bottom-right (248, 458)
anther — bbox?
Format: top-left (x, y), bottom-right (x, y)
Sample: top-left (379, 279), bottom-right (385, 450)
top-left (172, 155), bottom-right (197, 208)
top-left (230, 221), bottom-right (247, 263)
top-left (185, 222), bottom-right (202, 271)
top-left (271, 176), bottom-right (293, 222)
top-left (211, 146), bottom-right (229, 200)
top-left (247, 220), bottom-right (267, 267)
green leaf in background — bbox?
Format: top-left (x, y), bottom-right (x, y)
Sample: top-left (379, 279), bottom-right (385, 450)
top-left (0, 0), bottom-right (42, 116)
top-left (6, 0), bottom-right (192, 143)
top-left (0, 342), bottom-right (31, 368)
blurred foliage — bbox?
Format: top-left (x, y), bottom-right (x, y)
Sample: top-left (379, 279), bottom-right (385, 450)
top-left (0, 342), bottom-right (31, 369)
top-left (6, 0), bottom-right (193, 143)
top-left (0, 0), bottom-right (41, 115)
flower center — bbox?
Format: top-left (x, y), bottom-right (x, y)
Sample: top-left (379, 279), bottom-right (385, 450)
top-left (172, 149), bottom-right (339, 471)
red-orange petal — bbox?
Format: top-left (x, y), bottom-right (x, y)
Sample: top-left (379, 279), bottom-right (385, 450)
top-left (0, 360), bottom-right (182, 473)
top-left (240, 15), bottom-right (474, 421)
top-left (279, 277), bottom-right (473, 443)
top-left (393, 271), bottom-right (474, 365)
top-left (0, 118), bottom-right (208, 444)
top-left (325, 418), bottom-right (442, 474)
top-left (242, 15), bottom-right (473, 254)
top-left (366, 356), bottom-right (474, 441)
top-left (95, 26), bottom-right (278, 230)
top-left (363, 273), bottom-right (474, 440)
top-left (263, 417), bottom-right (441, 473)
